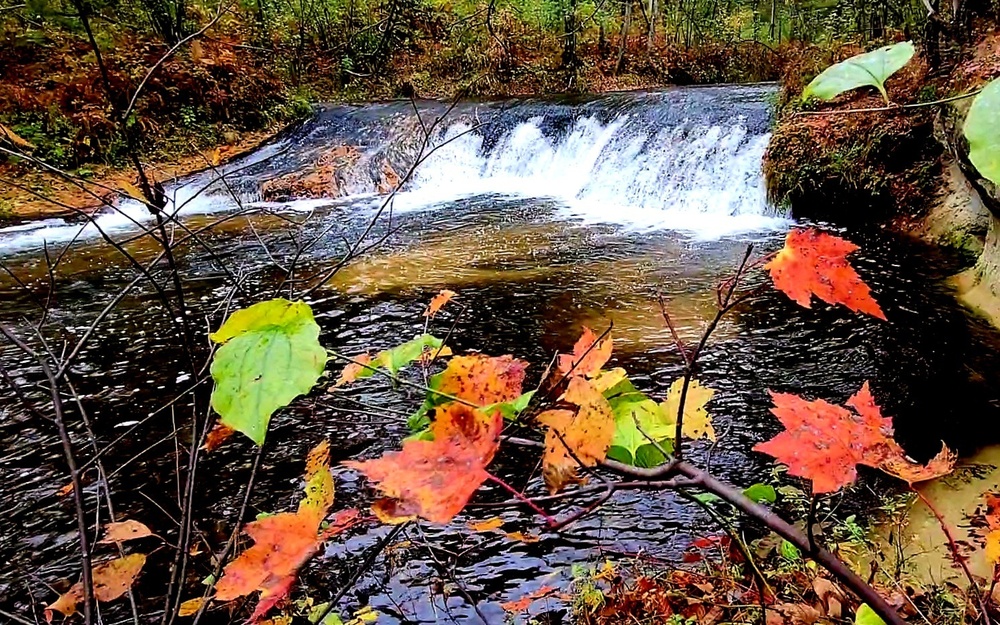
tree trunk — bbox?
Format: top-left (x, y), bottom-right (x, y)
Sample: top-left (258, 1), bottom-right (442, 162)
top-left (646, 0), bottom-right (656, 51)
top-left (614, 0), bottom-right (632, 75)
top-left (561, 0), bottom-right (579, 69)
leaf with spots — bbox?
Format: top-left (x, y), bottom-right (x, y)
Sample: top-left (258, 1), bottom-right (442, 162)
top-left (556, 326), bottom-right (613, 381)
top-left (44, 553), bottom-right (147, 622)
top-left (215, 441), bottom-right (358, 621)
top-left (344, 403), bottom-right (503, 523)
top-left (538, 377), bottom-right (615, 493)
top-left (436, 354), bottom-right (528, 407)
top-left (210, 299), bottom-right (327, 445)
top-left (766, 228), bottom-right (886, 320)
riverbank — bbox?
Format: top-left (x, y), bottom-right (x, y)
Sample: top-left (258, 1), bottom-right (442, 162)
top-left (763, 19), bottom-right (1000, 330)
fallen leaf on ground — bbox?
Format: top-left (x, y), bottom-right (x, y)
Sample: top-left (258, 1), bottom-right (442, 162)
top-left (467, 517), bottom-right (504, 532)
top-left (501, 585), bottom-right (558, 612)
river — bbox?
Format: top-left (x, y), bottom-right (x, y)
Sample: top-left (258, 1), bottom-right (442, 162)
top-left (2, 85), bottom-right (1000, 623)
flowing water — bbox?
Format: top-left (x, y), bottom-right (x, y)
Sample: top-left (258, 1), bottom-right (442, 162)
top-left (2, 85), bottom-right (1000, 623)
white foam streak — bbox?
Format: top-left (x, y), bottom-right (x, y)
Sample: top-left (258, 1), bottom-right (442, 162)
top-left (393, 116), bottom-right (785, 237)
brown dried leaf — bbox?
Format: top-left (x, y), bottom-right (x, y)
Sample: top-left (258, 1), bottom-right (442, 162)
top-left (98, 520), bottom-right (155, 544)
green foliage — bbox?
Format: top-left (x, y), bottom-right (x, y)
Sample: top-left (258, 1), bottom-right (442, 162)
top-left (360, 333), bottom-right (448, 379)
top-left (743, 483), bottom-right (777, 503)
top-left (209, 299), bottom-right (327, 445)
top-left (964, 78), bottom-right (1000, 187)
top-left (604, 376), bottom-right (674, 467)
top-left (802, 41), bottom-right (915, 103)
top-left (855, 603), bottom-right (887, 625)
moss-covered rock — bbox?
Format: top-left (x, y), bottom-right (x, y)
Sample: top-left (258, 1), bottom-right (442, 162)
top-left (764, 51), bottom-right (941, 223)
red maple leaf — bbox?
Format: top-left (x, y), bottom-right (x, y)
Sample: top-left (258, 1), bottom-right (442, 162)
top-left (344, 403), bottom-right (503, 523)
top-left (766, 228), bottom-right (886, 320)
top-left (754, 382), bottom-right (954, 493)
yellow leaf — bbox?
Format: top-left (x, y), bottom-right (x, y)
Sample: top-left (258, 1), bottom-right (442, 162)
top-left (178, 597), bottom-right (207, 617)
top-left (661, 378), bottom-right (716, 441)
top-left (987, 530), bottom-right (1000, 566)
top-left (505, 531), bottom-right (541, 543)
top-left (591, 367), bottom-right (626, 394)
top-left (467, 517), bottom-right (504, 532)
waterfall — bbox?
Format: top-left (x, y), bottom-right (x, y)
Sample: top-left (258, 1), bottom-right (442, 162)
top-left (0, 85), bottom-right (786, 253)
top-left (395, 113), bottom-right (780, 236)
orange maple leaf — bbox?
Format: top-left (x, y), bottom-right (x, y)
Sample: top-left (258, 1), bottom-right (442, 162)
top-left (344, 403), bottom-right (503, 523)
top-left (501, 585), bottom-right (559, 613)
top-left (437, 354), bottom-right (528, 407)
top-left (538, 376), bottom-right (615, 493)
top-left (215, 441), bottom-right (358, 621)
top-left (556, 326), bottom-right (613, 380)
top-left (331, 354), bottom-right (372, 388)
top-left (765, 228), bottom-right (886, 320)
top-left (45, 553), bottom-right (147, 622)
top-left (98, 520), bottom-right (155, 544)
top-left (755, 382), bottom-right (954, 493)
top-left (425, 289), bottom-right (457, 317)
top-left (202, 423), bottom-right (235, 452)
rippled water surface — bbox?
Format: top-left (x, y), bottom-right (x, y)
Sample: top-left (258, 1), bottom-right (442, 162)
top-left (3, 86), bottom-right (1000, 624)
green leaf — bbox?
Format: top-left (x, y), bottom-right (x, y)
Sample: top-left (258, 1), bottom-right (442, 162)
top-left (743, 483), bottom-right (777, 504)
top-left (802, 41), bottom-right (915, 103)
top-left (607, 389), bottom-right (674, 466)
top-left (855, 604), bottom-right (887, 625)
top-left (360, 333), bottom-right (448, 378)
top-left (693, 493), bottom-right (722, 504)
top-left (484, 390), bottom-right (536, 421)
top-left (209, 299), bottom-right (326, 445)
top-left (779, 539), bottom-right (801, 562)
top-left (964, 78), bottom-right (1000, 186)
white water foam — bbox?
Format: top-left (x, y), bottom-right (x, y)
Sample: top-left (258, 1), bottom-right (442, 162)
top-left (391, 115), bottom-right (786, 238)
top-left (0, 111), bottom-right (785, 253)
top-left (0, 142), bottom-right (286, 254)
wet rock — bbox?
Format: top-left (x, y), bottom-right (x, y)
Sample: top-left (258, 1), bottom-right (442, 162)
top-left (260, 145), bottom-right (404, 201)
top-left (260, 145), bottom-right (360, 201)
